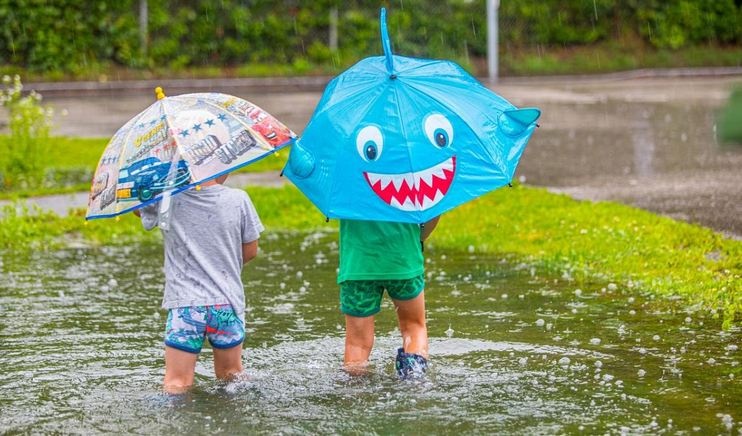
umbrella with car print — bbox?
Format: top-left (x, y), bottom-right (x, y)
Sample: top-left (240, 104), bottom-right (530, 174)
top-left (86, 88), bottom-right (295, 220)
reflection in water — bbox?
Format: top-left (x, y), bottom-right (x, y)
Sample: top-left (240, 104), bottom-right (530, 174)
top-left (631, 111), bottom-right (655, 177)
top-left (0, 233), bottom-right (740, 433)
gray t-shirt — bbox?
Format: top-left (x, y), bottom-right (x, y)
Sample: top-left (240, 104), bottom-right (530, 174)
top-left (140, 184), bottom-right (263, 317)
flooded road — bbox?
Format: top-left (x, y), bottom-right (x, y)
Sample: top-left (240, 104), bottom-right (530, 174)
top-left (19, 75), bottom-right (742, 237)
top-left (1, 232), bottom-right (739, 433)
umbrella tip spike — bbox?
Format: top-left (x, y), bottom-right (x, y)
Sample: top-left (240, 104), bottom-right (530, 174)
top-left (380, 8), bottom-right (394, 75)
top-left (155, 86), bottom-right (166, 100)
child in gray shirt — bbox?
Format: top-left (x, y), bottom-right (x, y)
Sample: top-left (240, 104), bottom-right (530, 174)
top-left (137, 174), bottom-right (263, 394)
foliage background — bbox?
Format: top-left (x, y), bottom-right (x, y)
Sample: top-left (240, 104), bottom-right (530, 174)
top-left (0, 0), bottom-right (740, 75)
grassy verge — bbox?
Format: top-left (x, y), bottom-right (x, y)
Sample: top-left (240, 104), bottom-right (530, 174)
top-left (0, 135), bottom-right (287, 199)
top-left (2, 44), bottom-right (741, 82)
top-left (2, 184), bottom-right (740, 327)
top-left (500, 42), bottom-right (742, 76)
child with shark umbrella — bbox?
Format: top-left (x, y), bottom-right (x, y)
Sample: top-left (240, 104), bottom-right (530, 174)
top-left (284, 8), bottom-right (541, 378)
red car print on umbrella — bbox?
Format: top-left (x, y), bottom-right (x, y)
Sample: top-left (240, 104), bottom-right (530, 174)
top-left (245, 106), bottom-right (294, 147)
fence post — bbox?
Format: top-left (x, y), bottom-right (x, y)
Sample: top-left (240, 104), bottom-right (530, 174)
top-left (487, 0), bottom-right (500, 84)
top-left (329, 7), bottom-right (338, 51)
top-left (139, 0), bottom-right (148, 57)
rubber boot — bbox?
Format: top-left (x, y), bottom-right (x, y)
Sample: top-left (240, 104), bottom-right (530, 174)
top-left (395, 347), bottom-right (428, 379)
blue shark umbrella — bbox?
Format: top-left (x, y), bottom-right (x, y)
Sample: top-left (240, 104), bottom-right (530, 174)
top-left (284, 8), bottom-right (540, 224)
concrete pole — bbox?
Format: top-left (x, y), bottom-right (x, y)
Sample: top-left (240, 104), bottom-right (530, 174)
top-left (139, 0), bottom-right (148, 57)
top-left (487, 0), bottom-right (500, 84)
top-left (329, 7), bottom-right (338, 52)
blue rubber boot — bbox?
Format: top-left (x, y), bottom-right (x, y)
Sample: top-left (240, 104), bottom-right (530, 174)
top-left (395, 347), bottom-right (428, 379)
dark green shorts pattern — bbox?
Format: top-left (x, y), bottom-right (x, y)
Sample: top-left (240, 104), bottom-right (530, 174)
top-left (339, 274), bottom-right (425, 317)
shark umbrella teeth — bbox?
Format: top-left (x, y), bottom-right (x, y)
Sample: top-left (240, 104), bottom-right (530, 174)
top-left (283, 8), bottom-right (540, 224)
top-left (364, 156), bottom-right (456, 212)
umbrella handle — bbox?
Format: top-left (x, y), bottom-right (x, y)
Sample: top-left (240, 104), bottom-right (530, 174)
top-left (380, 8), bottom-right (394, 77)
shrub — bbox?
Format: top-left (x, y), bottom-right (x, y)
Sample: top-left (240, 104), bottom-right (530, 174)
top-left (0, 75), bottom-right (53, 190)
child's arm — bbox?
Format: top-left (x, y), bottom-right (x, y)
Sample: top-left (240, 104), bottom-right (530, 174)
top-left (242, 240), bottom-right (259, 264)
top-left (421, 216), bottom-right (440, 241)
top-left (133, 204), bottom-right (159, 230)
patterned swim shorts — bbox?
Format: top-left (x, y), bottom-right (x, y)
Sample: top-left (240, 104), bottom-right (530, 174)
top-left (164, 305), bottom-right (245, 354)
top-left (339, 274), bottom-right (425, 318)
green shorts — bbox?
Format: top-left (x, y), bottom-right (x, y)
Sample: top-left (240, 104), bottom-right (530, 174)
top-left (339, 274), bottom-right (425, 318)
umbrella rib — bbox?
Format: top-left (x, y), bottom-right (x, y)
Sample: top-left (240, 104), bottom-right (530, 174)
top-left (105, 102), bottom-right (160, 217)
top-left (115, 104), bottom-right (155, 171)
top-left (391, 80), bottom-right (418, 220)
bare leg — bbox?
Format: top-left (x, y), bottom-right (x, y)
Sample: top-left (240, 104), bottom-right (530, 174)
top-left (344, 314), bottom-right (375, 373)
top-left (163, 346), bottom-right (198, 394)
top-left (393, 292), bottom-right (428, 358)
top-left (212, 345), bottom-right (245, 380)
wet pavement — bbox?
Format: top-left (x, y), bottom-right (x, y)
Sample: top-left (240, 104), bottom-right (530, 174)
top-left (3, 73), bottom-right (741, 238)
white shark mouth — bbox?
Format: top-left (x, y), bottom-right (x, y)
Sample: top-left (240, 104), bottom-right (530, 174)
top-left (363, 156), bottom-right (456, 211)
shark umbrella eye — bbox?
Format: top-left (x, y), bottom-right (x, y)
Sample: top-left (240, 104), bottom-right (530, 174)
top-left (364, 142), bottom-right (378, 160)
top-left (433, 129), bottom-right (449, 147)
top-left (424, 114), bottom-right (453, 148)
top-left (356, 125), bottom-right (384, 162)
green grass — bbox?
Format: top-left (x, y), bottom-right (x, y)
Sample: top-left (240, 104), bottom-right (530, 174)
top-left (2, 44), bottom-right (740, 82)
top-left (718, 86), bottom-right (742, 145)
top-left (501, 43), bottom-right (742, 76)
top-left (3, 184), bottom-right (739, 327)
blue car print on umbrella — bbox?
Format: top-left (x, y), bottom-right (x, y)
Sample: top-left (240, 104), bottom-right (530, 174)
top-left (116, 157), bottom-right (190, 202)
top-left (284, 8), bottom-right (541, 224)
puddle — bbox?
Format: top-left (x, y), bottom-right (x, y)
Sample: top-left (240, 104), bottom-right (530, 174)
top-left (0, 232), bottom-right (739, 433)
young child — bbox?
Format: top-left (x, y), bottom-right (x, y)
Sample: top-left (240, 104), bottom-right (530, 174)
top-left (136, 173), bottom-right (263, 394)
top-left (338, 216), bottom-right (439, 378)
